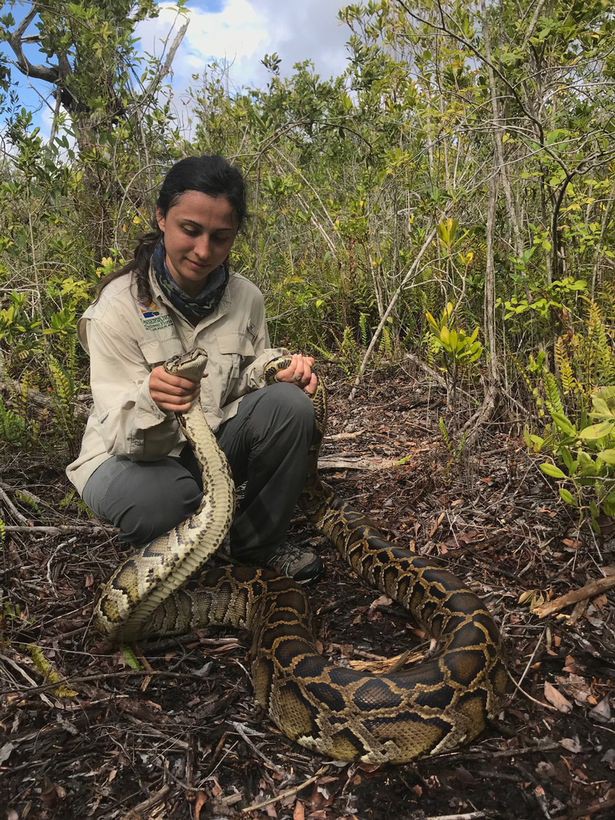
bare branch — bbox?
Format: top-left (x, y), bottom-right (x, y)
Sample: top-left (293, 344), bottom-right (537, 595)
top-left (349, 227), bottom-right (438, 398)
top-left (6, 9), bottom-right (62, 84)
top-left (138, 17), bottom-right (189, 106)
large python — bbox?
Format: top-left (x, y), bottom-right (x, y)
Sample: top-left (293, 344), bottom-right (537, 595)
top-left (96, 348), bottom-right (507, 763)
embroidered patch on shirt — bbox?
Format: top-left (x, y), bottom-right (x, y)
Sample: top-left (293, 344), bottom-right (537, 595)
top-left (139, 301), bottom-right (174, 331)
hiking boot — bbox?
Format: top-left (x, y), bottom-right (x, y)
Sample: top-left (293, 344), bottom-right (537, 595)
top-left (264, 542), bottom-right (324, 585)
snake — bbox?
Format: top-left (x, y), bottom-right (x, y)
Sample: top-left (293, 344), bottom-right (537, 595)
top-left (96, 347), bottom-right (508, 763)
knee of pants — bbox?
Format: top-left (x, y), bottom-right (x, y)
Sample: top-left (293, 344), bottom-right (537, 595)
top-left (261, 381), bottom-right (315, 435)
top-left (118, 474), bottom-right (202, 545)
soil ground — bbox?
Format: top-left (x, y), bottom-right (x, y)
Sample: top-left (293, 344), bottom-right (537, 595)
top-left (1, 363), bottom-right (614, 819)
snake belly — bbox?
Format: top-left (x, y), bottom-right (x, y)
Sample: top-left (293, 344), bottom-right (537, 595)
top-left (95, 348), bottom-right (236, 643)
top-left (96, 348), bottom-right (508, 763)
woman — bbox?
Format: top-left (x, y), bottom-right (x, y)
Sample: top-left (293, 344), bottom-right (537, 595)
top-left (67, 155), bottom-right (323, 584)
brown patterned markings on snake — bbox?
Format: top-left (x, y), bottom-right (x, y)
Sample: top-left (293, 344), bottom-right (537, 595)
top-left (96, 348), bottom-right (507, 763)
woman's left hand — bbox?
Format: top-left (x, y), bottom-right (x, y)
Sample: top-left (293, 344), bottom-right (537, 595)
top-left (275, 353), bottom-right (318, 396)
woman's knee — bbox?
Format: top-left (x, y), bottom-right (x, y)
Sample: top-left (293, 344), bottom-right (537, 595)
top-left (85, 458), bottom-right (203, 545)
top-left (264, 382), bottom-right (315, 430)
top-left (122, 471), bottom-right (202, 544)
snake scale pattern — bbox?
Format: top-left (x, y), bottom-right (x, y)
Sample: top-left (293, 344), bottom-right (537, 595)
top-left (96, 347), bottom-right (507, 763)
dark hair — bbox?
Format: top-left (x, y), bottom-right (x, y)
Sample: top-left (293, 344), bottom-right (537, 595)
top-left (96, 155), bottom-right (247, 303)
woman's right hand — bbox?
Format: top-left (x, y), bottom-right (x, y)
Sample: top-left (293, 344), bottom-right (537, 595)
top-left (149, 365), bottom-right (203, 413)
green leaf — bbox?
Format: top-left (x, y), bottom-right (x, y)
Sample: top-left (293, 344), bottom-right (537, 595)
top-left (559, 447), bottom-right (576, 474)
top-left (597, 449), bottom-right (615, 466)
top-left (559, 488), bottom-right (576, 506)
top-left (529, 434), bottom-right (545, 452)
top-left (120, 646), bottom-right (142, 670)
top-left (603, 491), bottom-right (615, 517)
top-left (550, 411), bottom-right (576, 437)
top-left (425, 311), bottom-right (439, 331)
top-left (579, 421), bottom-right (615, 441)
top-left (540, 463), bottom-right (566, 479)
top-left (591, 396), bottom-right (613, 419)
top-left (546, 128), bottom-right (570, 145)
top-left (577, 449), bottom-right (597, 474)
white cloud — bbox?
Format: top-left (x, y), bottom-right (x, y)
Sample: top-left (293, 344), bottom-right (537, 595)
top-left (136, 0), bottom-right (351, 94)
top-left (250, 0), bottom-right (350, 77)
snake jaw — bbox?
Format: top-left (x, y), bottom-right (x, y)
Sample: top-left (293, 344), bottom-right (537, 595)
top-left (164, 346), bottom-right (209, 382)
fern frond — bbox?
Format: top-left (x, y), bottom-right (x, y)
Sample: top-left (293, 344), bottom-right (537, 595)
top-left (585, 301), bottom-right (602, 386)
top-left (573, 301), bottom-right (615, 390)
top-left (555, 337), bottom-right (576, 395)
top-left (0, 396), bottom-right (28, 445)
top-left (48, 354), bottom-right (74, 408)
top-left (544, 371), bottom-right (564, 416)
top-left (379, 323), bottom-right (394, 358)
top-left (359, 312), bottom-right (369, 348)
top-left (27, 644), bottom-right (78, 698)
top-left (589, 303), bottom-right (614, 386)
top-left (16, 369), bottom-right (38, 424)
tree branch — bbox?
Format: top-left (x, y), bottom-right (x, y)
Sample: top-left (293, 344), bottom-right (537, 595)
top-left (395, 0), bottom-right (544, 138)
top-left (349, 226), bottom-right (438, 398)
top-left (138, 17), bottom-right (189, 105)
top-left (6, 9), bottom-right (61, 84)
top-left (532, 571), bottom-right (615, 618)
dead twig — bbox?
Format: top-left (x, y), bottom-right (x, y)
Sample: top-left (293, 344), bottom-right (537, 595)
top-left (562, 794), bottom-right (615, 819)
top-left (318, 456), bottom-right (401, 471)
top-left (532, 570), bottom-right (615, 618)
top-left (507, 668), bottom-right (557, 713)
top-left (2, 668), bottom-right (241, 698)
top-left (0, 653), bottom-right (56, 707)
top-left (0, 376), bottom-right (89, 418)
top-left (123, 785), bottom-right (171, 819)
top-left (325, 431), bottom-right (363, 442)
top-left (3, 524), bottom-right (117, 535)
top-left (349, 225), bottom-right (437, 399)
top-left (241, 766), bottom-right (329, 814)
top-left (0, 482), bottom-right (44, 506)
top-left (403, 353), bottom-right (447, 388)
top-left (229, 721), bottom-right (284, 774)
top-left (0, 485), bottom-right (30, 525)
top-left (425, 813), bottom-right (490, 820)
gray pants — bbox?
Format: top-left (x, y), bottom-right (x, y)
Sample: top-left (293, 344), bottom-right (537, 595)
top-left (82, 383), bottom-right (315, 562)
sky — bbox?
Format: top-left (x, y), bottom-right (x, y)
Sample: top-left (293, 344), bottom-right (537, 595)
top-left (2, 0), bottom-right (352, 137)
top-left (139, 0), bottom-right (351, 90)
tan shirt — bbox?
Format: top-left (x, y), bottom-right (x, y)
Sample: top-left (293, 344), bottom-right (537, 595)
top-left (66, 268), bottom-right (287, 494)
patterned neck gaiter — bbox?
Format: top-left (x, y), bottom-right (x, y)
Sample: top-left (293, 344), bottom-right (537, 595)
top-left (151, 238), bottom-right (229, 325)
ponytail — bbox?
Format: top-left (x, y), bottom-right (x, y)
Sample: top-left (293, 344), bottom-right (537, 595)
top-left (95, 227), bottom-right (161, 305)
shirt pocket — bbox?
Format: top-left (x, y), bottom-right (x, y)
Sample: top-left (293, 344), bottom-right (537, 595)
top-left (139, 336), bottom-right (184, 369)
top-left (216, 332), bottom-right (256, 400)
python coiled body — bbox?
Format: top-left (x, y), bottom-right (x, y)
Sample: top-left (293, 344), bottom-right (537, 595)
top-left (96, 348), bottom-right (507, 763)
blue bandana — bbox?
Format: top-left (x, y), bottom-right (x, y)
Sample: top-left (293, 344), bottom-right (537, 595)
top-left (152, 238), bottom-right (229, 325)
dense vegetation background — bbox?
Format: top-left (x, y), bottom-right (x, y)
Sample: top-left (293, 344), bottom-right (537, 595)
top-left (1, 4), bottom-right (614, 817)
top-left (0, 0), bottom-right (613, 523)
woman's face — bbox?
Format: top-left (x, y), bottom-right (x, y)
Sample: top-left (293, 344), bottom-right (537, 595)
top-left (156, 190), bottom-right (238, 296)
